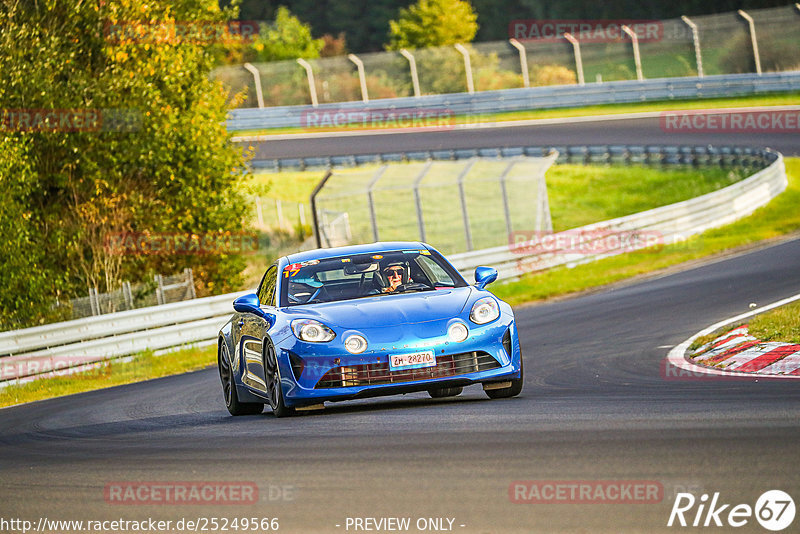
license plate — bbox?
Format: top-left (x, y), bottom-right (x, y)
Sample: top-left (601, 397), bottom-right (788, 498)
top-left (389, 350), bottom-right (436, 371)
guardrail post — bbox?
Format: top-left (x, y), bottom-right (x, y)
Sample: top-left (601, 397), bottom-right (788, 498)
top-left (399, 49), bottom-right (421, 98)
top-left (508, 39), bottom-right (530, 88)
top-left (242, 63), bottom-right (265, 108)
top-left (454, 44), bottom-right (475, 94)
top-left (296, 58), bottom-right (319, 107)
top-left (737, 10), bottom-right (761, 75)
top-left (563, 33), bottom-right (585, 86)
top-left (681, 16), bottom-right (704, 78)
top-left (367, 166), bottom-right (388, 242)
top-left (457, 159), bottom-right (476, 251)
top-left (621, 25), bottom-right (644, 81)
top-left (347, 53), bottom-right (369, 103)
top-left (413, 161), bottom-right (433, 242)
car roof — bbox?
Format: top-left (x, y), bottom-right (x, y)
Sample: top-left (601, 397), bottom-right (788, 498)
top-left (285, 242), bottom-right (429, 264)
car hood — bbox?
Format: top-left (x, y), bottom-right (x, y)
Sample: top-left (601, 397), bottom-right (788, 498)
top-left (288, 287), bottom-right (473, 329)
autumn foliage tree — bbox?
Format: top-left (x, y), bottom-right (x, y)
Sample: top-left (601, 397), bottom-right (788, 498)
top-left (0, 0), bottom-right (253, 328)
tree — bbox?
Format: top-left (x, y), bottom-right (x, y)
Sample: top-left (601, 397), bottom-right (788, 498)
top-left (387, 0), bottom-right (478, 50)
top-left (0, 0), bottom-right (252, 327)
top-left (249, 6), bottom-right (323, 62)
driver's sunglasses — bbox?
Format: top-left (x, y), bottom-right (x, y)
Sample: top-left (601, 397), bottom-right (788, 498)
top-left (385, 267), bottom-right (403, 277)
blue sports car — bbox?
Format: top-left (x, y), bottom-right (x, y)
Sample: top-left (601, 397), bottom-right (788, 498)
top-left (217, 242), bottom-right (523, 417)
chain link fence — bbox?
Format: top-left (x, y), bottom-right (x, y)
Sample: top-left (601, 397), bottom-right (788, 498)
top-left (51, 268), bottom-right (196, 321)
top-left (213, 6), bottom-right (800, 109)
top-left (312, 155), bottom-right (556, 255)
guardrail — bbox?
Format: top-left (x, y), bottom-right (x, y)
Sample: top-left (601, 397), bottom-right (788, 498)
top-left (0, 291), bottom-right (248, 385)
top-left (227, 71), bottom-right (800, 132)
top-left (248, 142), bottom-right (776, 173)
top-left (0, 144), bottom-right (785, 385)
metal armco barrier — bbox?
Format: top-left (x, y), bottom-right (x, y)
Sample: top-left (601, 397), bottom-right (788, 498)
top-left (0, 145), bottom-right (786, 384)
top-left (0, 291), bottom-right (249, 384)
top-left (227, 72), bottom-right (800, 132)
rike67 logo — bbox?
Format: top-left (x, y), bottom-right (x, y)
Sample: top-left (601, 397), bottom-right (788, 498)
top-left (668, 490), bottom-right (795, 531)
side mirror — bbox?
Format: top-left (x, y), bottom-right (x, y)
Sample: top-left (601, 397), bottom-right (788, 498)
top-left (474, 266), bottom-right (498, 290)
top-left (233, 293), bottom-right (262, 315)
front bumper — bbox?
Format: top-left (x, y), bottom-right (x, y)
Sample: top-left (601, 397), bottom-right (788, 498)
top-left (275, 316), bottom-right (521, 406)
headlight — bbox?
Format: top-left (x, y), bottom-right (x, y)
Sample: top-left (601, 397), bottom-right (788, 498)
top-left (447, 322), bottom-right (469, 342)
top-left (344, 334), bottom-right (368, 354)
top-left (291, 319), bottom-right (336, 342)
top-left (469, 297), bottom-right (500, 325)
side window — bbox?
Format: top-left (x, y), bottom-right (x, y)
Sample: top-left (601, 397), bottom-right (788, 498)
top-left (258, 265), bottom-right (278, 306)
top-left (416, 256), bottom-right (455, 286)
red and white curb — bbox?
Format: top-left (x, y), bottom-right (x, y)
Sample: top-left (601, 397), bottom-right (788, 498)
top-left (666, 292), bottom-right (800, 380)
top-left (691, 325), bottom-right (800, 375)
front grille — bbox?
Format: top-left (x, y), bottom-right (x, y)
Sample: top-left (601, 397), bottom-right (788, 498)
top-left (315, 351), bottom-right (500, 389)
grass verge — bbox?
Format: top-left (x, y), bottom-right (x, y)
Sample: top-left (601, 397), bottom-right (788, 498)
top-left (491, 158), bottom-right (800, 306)
top-left (232, 92), bottom-right (800, 137)
top-left (0, 344), bottom-right (217, 409)
top-left (749, 301), bottom-right (800, 344)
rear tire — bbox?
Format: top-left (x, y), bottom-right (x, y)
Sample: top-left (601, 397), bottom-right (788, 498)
top-left (219, 342), bottom-right (264, 416)
top-left (428, 386), bottom-right (463, 398)
top-left (485, 357), bottom-right (524, 399)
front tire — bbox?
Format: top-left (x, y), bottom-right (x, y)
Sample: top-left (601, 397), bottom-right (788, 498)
top-left (219, 341), bottom-right (264, 416)
top-left (428, 386), bottom-right (463, 398)
top-left (263, 338), bottom-right (295, 418)
top-left (485, 357), bottom-right (524, 399)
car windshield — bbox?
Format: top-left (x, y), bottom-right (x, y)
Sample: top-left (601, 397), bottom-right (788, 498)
top-left (281, 249), bottom-right (466, 306)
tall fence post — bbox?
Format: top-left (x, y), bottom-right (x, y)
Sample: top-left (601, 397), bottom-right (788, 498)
top-left (621, 25), bottom-right (644, 81)
top-left (508, 38), bottom-right (530, 88)
top-left (737, 10), bottom-right (762, 75)
top-left (255, 196), bottom-right (264, 227)
top-left (347, 53), bottom-right (369, 103)
top-left (89, 287), bottom-right (100, 316)
top-left (154, 274), bottom-right (165, 306)
top-left (276, 199), bottom-right (285, 229)
top-left (184, 268), bottom-right (196, 300)
top-left (563, 33), bottom-right (585, 86)
top-left (681, 16), bottom-right (704, 78)
top-left (296, 58), bottom-right (319, 107)
top-left (366, 166), bottom-right (388, 242)
top-left (457, 159), bottom-right (476, 251)
top-left (498, 159), bottom-right (516, 239)
top-left (122, 281), bottom-right (134, 309)
top-left (243, 63), bottom-right (265, 108)
top-left (454, 44), bottom-right (475, 94)
top-left (412, 161), bottom-right (433, 242)
top-left (310, 170), bottom-right (333, 248)
top-left (399, 49), bottom-right (421, 98)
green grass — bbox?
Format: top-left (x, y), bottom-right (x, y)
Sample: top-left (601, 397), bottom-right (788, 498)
top-left (491, 158), bottom-right (800, 306)
top-left (232, 93), bottom-right (800, 136)
top-left (546, 164), bottom-right (746, 231)
top-left (750, 301), bottom-right (800, 344)
top-left (0, 344), bottom-right (217, 409)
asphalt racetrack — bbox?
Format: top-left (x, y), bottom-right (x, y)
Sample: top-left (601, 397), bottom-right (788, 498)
top-left (1, 116), bottom-right (799, 533)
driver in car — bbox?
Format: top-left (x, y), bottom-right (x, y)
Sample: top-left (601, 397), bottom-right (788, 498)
top-left (381, 261), bottom-right (409, 293)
